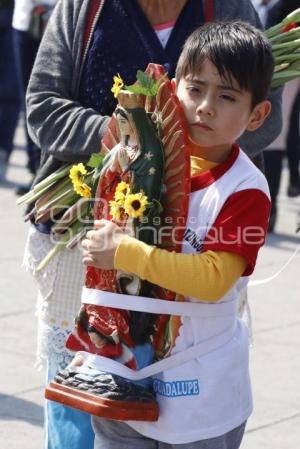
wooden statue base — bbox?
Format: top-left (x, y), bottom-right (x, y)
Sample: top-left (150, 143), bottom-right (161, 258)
top-left (45, 381), bottom-right (159, 421)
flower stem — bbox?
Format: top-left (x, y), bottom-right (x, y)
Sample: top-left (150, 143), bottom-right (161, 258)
top-left (36, 220), bottom-right (84, 272)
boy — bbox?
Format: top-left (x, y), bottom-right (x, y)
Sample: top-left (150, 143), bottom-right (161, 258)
top-left (81, 21), bottom-right (272, 449)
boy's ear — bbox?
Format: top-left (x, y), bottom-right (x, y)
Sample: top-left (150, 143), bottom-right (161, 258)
top-left (171, 78), bottom-right (177, 92)
top-left (246, 100), bottom-right (272, 132)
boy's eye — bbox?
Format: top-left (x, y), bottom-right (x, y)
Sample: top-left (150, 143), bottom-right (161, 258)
top-left (186, 85), bottom-right (200, 93)
top-left (220, 94), bottom-right (235, 102)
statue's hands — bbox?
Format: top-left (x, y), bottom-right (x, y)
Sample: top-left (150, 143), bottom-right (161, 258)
top-left (81, 219), bottom-right (125, 269)
top-left (118, 147), bottom-right (129, 172)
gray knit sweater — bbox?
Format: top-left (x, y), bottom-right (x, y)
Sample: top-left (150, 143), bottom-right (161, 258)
top-left (26, 0), bottom-right (282, 179)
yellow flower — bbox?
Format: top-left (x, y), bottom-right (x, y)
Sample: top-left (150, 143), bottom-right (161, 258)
top-left (124, 192), bottom-right (148, 219)
top-left (114, 181), bottom-right (131, 203)
top-left (69, 163), bottom-right (87, 184)
top-left (109, 200), bottom-right (123, 221)
top-left (111, 73), bottom-right (124, 98)
top-left (74, 182), bottom-right (92, 198)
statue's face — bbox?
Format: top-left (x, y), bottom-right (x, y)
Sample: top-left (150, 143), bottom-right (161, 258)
top-left (117, 115), bottom-right (132, 137)
top-left (88, 331), bottom-right (106, 348)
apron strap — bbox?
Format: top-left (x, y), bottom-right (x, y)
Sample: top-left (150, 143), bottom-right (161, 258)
top-left (82, 287), bottom-right (237, 317)
top-left (80, 322), bottom-right (236, 380)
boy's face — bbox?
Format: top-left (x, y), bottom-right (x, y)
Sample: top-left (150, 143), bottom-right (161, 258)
top-left (176, 59), bottom-right (270, 161)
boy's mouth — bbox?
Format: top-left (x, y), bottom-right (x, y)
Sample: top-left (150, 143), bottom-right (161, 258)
top-left (191, 122), bottom-right (212, 130)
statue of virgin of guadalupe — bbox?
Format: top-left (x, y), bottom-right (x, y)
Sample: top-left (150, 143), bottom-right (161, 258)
top-left (46, 64), bottom-right (191, 422)
top-left (65, 90), bottom-right (165, 371)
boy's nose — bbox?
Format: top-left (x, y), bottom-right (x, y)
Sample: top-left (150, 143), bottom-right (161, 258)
top-left (196, 98), bottom-right (215, 116)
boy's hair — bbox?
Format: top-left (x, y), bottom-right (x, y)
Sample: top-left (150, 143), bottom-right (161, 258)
top-left (175, 21), bottom-right (274, 107)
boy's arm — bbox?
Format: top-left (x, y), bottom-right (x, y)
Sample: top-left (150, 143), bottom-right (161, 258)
top-left (83, 176), bottom-right (271, 303)
top-left (115, 239), bottom-right (247, 302)
top-left (115, 183), bottom-right (270, 301)
top-left (82, 221), bottom-right (246, 301)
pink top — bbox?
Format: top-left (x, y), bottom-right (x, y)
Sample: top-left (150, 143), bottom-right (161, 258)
top-left (153, 21), bottom-right (176, 48)
top-left (152, 20), bottom-right (176, 31)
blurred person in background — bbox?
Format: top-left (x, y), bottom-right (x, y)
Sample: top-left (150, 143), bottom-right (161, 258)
top-left (286, 86), bottom-right (300, 197)
top-left (265, 79), bottom-right (300, 231)
top-left (0, 0), bottom-right (20, 182)
top-left (12, 0), bottom-right (57, 194)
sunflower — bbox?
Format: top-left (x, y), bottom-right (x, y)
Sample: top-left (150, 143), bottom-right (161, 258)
top-left (114, 181), bottom-right (131, 203)
top-left (74, 182), bottom-right (92, 198)
top-left (124, 192), bottom-right (148, 219)
top-left (109, 200), bottom-right (123, 221)
top-left (111, 73), bottom-right (124, 98)
top-left (69, 163), bottom-right (87, 185)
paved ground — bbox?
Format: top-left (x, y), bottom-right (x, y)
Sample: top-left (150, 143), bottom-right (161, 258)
top-left (0, 123), bottom-right (299, 449)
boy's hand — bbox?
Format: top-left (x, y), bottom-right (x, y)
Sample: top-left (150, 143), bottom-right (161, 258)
top-left (81, 219), bottom-right (125, 269)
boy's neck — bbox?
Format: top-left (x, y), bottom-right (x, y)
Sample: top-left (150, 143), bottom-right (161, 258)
top-left (137, 0), bottom-right (188, 25)
top-left (189, 138), bottom-right (233, 163)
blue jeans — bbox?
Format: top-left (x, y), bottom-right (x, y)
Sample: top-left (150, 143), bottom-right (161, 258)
top-left (45, 338), bottom-right (95, 449)
top-left (0, 9), bottom-right (20, 159)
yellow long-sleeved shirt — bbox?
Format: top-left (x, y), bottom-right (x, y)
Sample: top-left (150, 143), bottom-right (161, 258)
top-left (114, 156), bottom-right (247, 302)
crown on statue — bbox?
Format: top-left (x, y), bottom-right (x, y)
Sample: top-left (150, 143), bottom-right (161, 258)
top-left (117, 90), bottom-right (143, 109)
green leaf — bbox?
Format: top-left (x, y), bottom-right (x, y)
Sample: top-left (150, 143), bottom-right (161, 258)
top-left (126, 84), bottom-right (151, 96)
top-left (87, 153), bottom-right (105, 168)
top-left (125, 70), bottom-right (159, 97)
top-left (136, 70), bottom-right (153, 88)
top-left (149, 83), bottom-right (159, 96)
